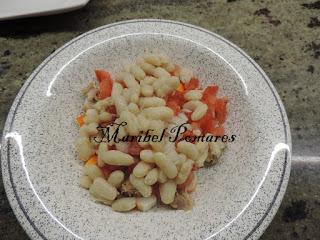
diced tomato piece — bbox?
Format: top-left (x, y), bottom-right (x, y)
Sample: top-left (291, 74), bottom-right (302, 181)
top-left (166, 90), bottom-right (186, 106)
top-left (128, 141), bottom-right (142, 156)
top-left (95, 70), bottom-right (113, 99)
top-left (203, 96), bottom-right (216, 113)
top-left (195, 112), bottom-right (212, 132)
top-left (209, 126), bottom-right (225, 136)
top-left (106, 105), bottom-right (117, 114)
top-left (183, 130), bottom-right (193, 138)
top-left (202, 85), bottom-right (219, 118)
top-left (182, 130), bottom-right (195, 143)
top-left (177, 172), bottom-right (194, 190)
top-left (194, 111), bottom-right (220, 134)
top-left (95, 70), bottom-right (110, 82)
top-left (203, 85), bottom-right (219, 99)
top-left (166, 101), bottom-right (181, 115)
top-left (191, 122), bottom-right (200, 131)
top-left (184, 111), bottom-right (192, 123)
top-left (184, 78), bottom-right (199, 91)
top-left (215, 98), bottom-right (228, 124)
top-left (108, 145), bottom-right (116, 150)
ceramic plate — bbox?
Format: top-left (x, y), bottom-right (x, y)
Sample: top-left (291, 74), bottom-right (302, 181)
top-left (1, 19), bottom-right (291, 240)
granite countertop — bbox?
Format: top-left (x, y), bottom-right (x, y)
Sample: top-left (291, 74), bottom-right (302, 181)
top-left (0, 0), bottom-right (319, 239)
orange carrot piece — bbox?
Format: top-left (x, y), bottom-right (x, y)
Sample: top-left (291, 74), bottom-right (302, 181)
top-left (85, 155), bottom-right (97, 166)
top-left (166, 101), bottom-right (181, 115)
top-left (76, 115), bottom-right (84, 127)
top-left (176, 83), bottom-right (185, 92)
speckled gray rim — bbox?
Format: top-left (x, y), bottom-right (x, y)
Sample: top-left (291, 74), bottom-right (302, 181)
top-left (1, 19), bottom-right (291, 240)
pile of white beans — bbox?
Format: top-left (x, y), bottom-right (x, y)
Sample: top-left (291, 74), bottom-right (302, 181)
top-left (75, 54), bottom-right (226, 212)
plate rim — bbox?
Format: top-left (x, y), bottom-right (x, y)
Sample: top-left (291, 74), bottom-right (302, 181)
top-left (1, 18), bottom-right (292, 240)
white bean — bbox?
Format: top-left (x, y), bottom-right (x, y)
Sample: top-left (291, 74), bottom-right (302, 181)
top-left (179, 67), bottom-right (193, 84)
top-left (97, 143), bottom-right (107, 167)
top-left (150, 141), bottom-right (165, 152)
top-left (148, 120), bottom-right (165, 136)
top-left (80, 176), bottom-right (92, 189)
top-left (140, 150), bottom-right (154, 163)
top-left (120, 111), bottom-right (140, 136)
top-left (83, 164), bottom-right (104, 180)
top-left (144, 54), bottom-right (162, 66)
top-left (133, 161), bottom-right (153, 178)
top-left (136, 195), bottom-right (157, 212)
top-left (137, 114), bottom-right (150, 132)
top-left (191, 103), bottom-right (208, 121)
top-left (99, 111), bottom-right (112, 122)
top-left (143, 76), bottom-right (156, 85)
top-left (129, 174), bottom-right (152, 197)
top-left (208, 141), bottom-right (225, 159)
top-left (93, 97), bottom-right (113, 111)
top-left (122, 88), bottom-right (131, 102)
top-left (153, 77), bottom-right (172, 97)
top-left (141, 106), bottom-right (174, 121)
top-left (84, 109), bottom-right (99, 124)
top-left (137, 141), bottom-right (150, 148)
top-left (114, 95), bottom-right (128, 115)
top-left (141, 84), bottom-right (154, 97)
top-left (122, 72), bottom-right (140, 89)
top-left (152, 67), bottom-right (171, 78)
top-left (183, 100), bottom-right (202, 111)
top-left (111, 82), bottom-right (123, 98)
top-left (99, 150), bottom-right (134, 166)
top-left (144, 168), bottom-right (159, 185)
top-left (168, 76), bottom-right (180, 89)
top-left (160, 180), bottom-right (177, 204)
top-left (138, 97), bottom-right (166, 108)
top-left (163, 62), bottom-right (175, 72)
top-left (86, 122), bottom-right (99, 136)
top-left (139, 62), bottom-right (156, 75)
top-left (195, 141), bottom-right (209, 167)
top-left (177, 141), bottom-right (199, 160)
top-left (154, 152), bottom-right (178, 179)
top-left (158, 170), bottom-right (168, 183)
top-left (175, 159), bottom-right (193, 184)
top-left (108, 170), bottom-right (125, 188)
top-left (75, 137), bottom-right (94, 161)
top-left (112, 197), bottom-right (136, 212)
top-left (159, 54), bottom-right (169, 65)
top-left (128, 103), bottom-right (140, 115)
top-left (89, 177), bottom-right (118, 201)
top-left (129, 86), bottom-right (140, 104)
top-left (184, 90), bottom-right (203, 101)
top-left (130, 64), bottom-right (146, 81)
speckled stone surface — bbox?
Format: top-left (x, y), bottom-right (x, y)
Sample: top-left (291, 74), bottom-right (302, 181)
top-left (0, 0), bottom-right (319, 239)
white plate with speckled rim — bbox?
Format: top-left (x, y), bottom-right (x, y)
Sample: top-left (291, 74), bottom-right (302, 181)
top-left (1, 19), bottom-right (291, 240)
